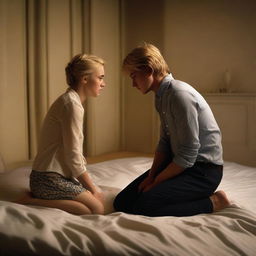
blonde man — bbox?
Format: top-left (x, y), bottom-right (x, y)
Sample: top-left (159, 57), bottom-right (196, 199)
top-left (114, 43), bottom-right (230, 217)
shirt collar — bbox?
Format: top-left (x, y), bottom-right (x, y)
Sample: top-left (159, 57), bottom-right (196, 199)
top-left (66, 87), bottom-right (83, 105)
top-left (156, 73), bottom-right (174, 98)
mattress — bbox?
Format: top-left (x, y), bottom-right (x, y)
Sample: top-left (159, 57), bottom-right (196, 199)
top-left (0, 157), bottom-right (256, 256)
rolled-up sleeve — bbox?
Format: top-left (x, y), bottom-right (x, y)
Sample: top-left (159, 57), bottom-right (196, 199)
top-left (61, 101), bottom-right (87, 178)
top-left (169, 91), bottom-right (201, 168)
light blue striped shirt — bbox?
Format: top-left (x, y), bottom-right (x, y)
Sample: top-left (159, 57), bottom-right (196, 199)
top-left (155, 74), bottom-right (223, 168)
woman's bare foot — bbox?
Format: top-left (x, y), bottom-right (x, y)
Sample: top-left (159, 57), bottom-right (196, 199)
top-left (210, 190), bottom-right (231, 212)
top-left (14, 191), bottom-right (34, 205)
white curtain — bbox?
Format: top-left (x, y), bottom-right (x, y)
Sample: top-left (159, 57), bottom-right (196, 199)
top-left (26, 0), bottom-right (90, 158)
top-left (0, 0), bottom-right (121, 168)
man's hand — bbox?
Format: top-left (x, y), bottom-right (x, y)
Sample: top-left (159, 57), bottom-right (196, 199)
top-left (142, 183), bottom-right (154, 192)
top-left (138, 176), bottom-right (154, 192)
top-left (143, 162), bottom-right (185, 192)
top-left (142, 178), bottom-right (161, 192)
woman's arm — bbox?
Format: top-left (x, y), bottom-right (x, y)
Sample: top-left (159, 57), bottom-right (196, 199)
top-left (77, 171), bottom-right (98, 193)
top-left (77, 172), bottom-right (104, 203)
top-left (61, 102), bottom-right (104, 202)
top-left (61, 102), bottom-right (88, 178)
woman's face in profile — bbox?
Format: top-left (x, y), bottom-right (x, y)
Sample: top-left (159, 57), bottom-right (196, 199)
top-left (83, 65), bottom-right (106, 97)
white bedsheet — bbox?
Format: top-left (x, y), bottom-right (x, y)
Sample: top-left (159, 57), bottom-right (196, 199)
top-left (0, 157), bottom-right (256, 256)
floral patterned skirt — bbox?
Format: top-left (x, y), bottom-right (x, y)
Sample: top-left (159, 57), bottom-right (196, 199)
top-left (30, 170), bottom-right (86, 200)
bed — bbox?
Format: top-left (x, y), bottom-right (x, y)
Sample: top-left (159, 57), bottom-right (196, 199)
top-left (0, 154), bottom-right (256, 256)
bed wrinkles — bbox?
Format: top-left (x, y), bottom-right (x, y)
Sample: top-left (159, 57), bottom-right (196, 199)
top-left (0, 157), bottom-right (256, 256)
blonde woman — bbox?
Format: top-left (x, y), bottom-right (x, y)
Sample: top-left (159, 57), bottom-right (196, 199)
top-left (19, 54), bottom-right (105, 215)
top-left (114, 43), bottom-right (230, 217)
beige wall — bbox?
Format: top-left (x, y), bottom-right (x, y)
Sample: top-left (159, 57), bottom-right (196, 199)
top-left (164, 0), bottom-right (256, 94)
top-left (121, 0), bottom-right (166, 153)
top-left (86, 0), bottom-right (121, 156)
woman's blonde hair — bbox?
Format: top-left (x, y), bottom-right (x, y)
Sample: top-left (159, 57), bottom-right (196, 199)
top-left (122, 43), bottom-right (170, 77)
top-left (65, 54), bottom-right (104, 88)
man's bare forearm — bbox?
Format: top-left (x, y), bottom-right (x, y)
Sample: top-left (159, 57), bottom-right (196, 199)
top-left (154, 162), bottom-right (184, 185)
top-left (149, 151), bottom-right (173, 178)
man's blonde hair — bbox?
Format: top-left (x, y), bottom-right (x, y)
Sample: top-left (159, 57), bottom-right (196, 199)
top-left (122, 43), bottom-right (170, 77)
top-left (65, 54), bottom-right (104, 88)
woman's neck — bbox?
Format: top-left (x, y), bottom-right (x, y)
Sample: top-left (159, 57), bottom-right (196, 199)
top-left (77, 88), bottom-right (87, 103)
top-left (71, 86), bottom-right (86, 104)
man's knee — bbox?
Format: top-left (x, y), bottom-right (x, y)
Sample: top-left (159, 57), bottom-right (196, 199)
top-left (113, 192), bottom-right (135, 214)
top-left (113, 193), bottom-right (121, 211)
top-left (132, 195), bottom-right (153, 215)
top-left (113, 191), bottom-right (128, 211)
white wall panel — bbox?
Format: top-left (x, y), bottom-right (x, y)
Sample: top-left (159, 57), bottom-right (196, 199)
top-left (205, 94), bottom-right (256, 166)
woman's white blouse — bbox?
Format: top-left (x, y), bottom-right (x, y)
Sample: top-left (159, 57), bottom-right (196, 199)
top-left (32, 88), bottom-right (87, 178)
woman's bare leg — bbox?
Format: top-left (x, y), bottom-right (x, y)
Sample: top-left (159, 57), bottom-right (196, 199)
top-left (74, 191), bottom-right (104, 214)
top-left (14, 191), bottom-right (94, 215)
top-left (210, 190), bottom-right (231, 211)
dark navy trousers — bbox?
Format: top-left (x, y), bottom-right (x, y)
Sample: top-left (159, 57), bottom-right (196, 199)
top-left (113, 162), bottom-right (223, 217)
